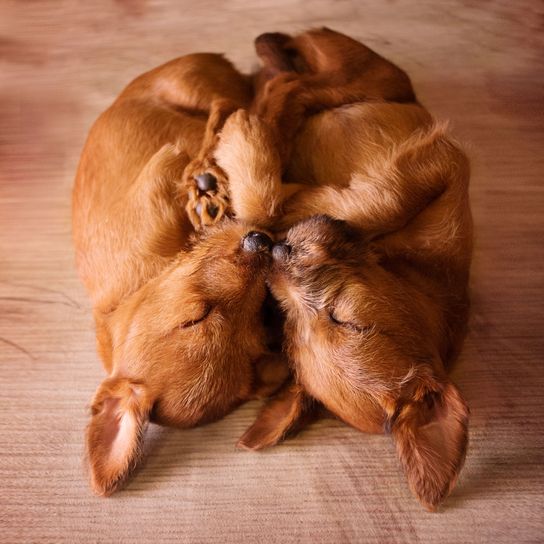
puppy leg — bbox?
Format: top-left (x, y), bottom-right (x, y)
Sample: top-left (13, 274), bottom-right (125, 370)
top-left (182, 98), bottom-right (240, 228)
top-left (258, 27), bottom-right (415, 105)
top-left (255, 28), bottom-right (416, 164)
top-left (289, 27), bottom-right (414, 101)
top-left (278, 125), bottom-right (469, 241)
top-left (238, 382), bottom-right (314, 450)
top-left (258, 74), bottom-right (412, 165)
top-left (89, 144), bottom-right (191, 316)
top-left (128, 53), bottom-right (252, 229)
top-left (129, 143), bottom-right (193, 255)
top-left (214, 109), bottom-right (304, 227)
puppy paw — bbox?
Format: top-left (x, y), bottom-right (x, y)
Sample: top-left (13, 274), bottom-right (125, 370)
top-left (182, 158), bottom-right (230, 229)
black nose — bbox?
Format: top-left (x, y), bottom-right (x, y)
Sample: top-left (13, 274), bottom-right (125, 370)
top-left (272, 242), bottom-right (291, 261)
top-left (242, 231), bottom-right (273, 252)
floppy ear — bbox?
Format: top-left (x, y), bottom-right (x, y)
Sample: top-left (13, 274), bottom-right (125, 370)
top-left (238, 383), bottom-right (312, 450)
top-left (391, 377), bottom-right (469, 511)
top-left (86, 377), bottom-right (153, 496)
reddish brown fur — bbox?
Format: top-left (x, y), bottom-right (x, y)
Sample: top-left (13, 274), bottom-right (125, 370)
top-left (254, 27), bottom-right (415, 163)
top-left (74, 29), bottom-right (472, 509)
top-left (216, 29), bottom-right (471, 511)
top-left (73, 54), bottom-right (287, 495)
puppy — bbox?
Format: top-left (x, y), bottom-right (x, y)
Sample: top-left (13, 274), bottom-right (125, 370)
top-left (73, 53), bottom-right (288, 495)
top-left (215, 29), bottom-right (472, 511)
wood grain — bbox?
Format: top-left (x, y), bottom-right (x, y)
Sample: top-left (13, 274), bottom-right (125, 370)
top-left (1, 1), bottom-right (543, 542)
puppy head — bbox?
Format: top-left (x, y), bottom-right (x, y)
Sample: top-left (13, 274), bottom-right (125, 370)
top-left (267, 215), bottom-right (469, 510)
top-left (87, 221), bottom-right (273, 495)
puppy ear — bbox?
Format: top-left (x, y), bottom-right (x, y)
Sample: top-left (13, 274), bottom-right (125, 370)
top-left (86, 377), bottom-right (153, 496)
top-left (391, 376), bottom-right (469, 511)
top-left (238, 383), bottom-right (311, 450)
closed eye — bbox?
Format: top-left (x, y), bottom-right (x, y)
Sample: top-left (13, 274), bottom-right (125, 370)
top-left (328, 309), bottom-right (374, 335)
top-left (179, 304), bottom-right (212, 328)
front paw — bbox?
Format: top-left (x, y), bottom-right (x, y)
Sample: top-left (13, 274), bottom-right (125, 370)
top-left (182, 159), bottom-right (230, 229)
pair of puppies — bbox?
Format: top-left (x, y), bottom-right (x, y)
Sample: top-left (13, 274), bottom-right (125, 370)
top-left (73, 28), bottom-right (471, 510)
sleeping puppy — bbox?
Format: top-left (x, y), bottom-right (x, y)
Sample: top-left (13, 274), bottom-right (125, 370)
top-left (73, 53), bottom-right (288, 495)
top-left (215, 29), bottom-right (472, 511)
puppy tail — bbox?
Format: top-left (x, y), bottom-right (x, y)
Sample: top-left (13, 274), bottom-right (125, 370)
top-left (86, 377), bottom-right (153, 496)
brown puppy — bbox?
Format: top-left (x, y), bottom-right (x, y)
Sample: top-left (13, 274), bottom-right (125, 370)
top-left (215, 29), bottom-right (472, 511)
top-left (73, 54), bottom-right (288, 496)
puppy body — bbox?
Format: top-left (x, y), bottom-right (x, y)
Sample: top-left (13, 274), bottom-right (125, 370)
top-left (217, 29), bottom-right (472, 510)
top-left (73, 54), bottom-right (285, 495)
top-left (282, 101), bottom-right (472, 366)
top-left (74, 53), bottom-right (253, 298)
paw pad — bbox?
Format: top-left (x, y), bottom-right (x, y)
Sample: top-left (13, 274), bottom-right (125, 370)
top-left (195, 200), bottom-right (219, 220)
top-left (195, 173), bottom-right (217, 192)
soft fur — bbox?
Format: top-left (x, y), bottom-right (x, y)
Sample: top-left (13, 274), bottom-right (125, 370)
top-left (215, 28), bottom-right (472, 511)
top-left (73, 54), bottom-right (288, 495)
top-left (73, 29), bottom-right (472, 509)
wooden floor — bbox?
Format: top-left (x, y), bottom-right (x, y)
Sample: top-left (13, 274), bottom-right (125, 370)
top-left (1, 1), bottom-right (543, 542)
